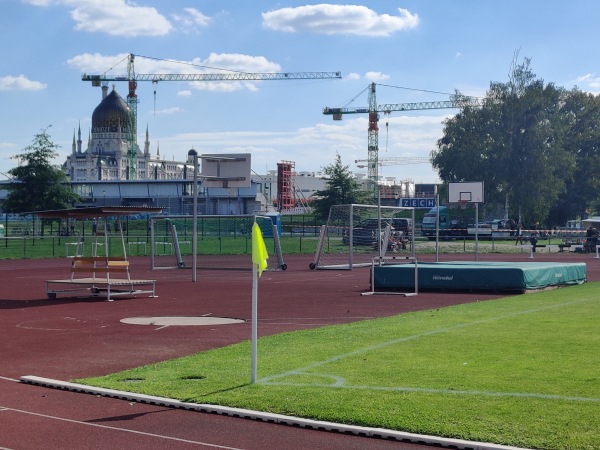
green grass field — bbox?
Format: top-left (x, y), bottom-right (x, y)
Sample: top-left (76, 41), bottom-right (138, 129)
top-left (75, 283), bottom-right (600, 449)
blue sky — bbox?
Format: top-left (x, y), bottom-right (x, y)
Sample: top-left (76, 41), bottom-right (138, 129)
top-left (2, 1), bottom-right (600, 183)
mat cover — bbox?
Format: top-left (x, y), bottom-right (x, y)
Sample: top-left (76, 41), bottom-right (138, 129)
top-left (373, 261), bottom-right (586, 292)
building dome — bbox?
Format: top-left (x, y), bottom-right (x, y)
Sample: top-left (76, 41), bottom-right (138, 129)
top-left (91, 88), bottom-right (131, 133)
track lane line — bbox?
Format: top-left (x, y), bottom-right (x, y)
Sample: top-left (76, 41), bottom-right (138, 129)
top-left (0, 404), bottom-right (243, 449)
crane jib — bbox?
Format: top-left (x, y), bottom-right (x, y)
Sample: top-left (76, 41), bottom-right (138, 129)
top-left (83, 72), bottom-right (342, 82)
top-left (81, 53), bottom-right (341, 181)
top-left (323, 99), bottom-right (484, 115)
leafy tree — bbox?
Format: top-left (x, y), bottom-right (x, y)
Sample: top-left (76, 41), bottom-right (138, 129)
top-left (548, 90), bottom-right (600, 224)
top-left (312, 154), bottom-right (372, 219)
top-left (3, 128), bottom-right (79, 214)
top-left (432, 58), bottom-right (575, 227)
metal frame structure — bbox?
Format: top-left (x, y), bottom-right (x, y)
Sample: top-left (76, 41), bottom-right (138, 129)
top-left (83, 53), bottom-right (341, 180)
top-left (323, 83), bottom-right (484, 193)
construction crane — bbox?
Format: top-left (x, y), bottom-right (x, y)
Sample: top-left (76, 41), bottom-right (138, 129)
top-left (323, 82), bottom-right (484, 192)
top-left (354, 156), bottom-right (430, 168)
top-left (83, 53), bottom-right (342, 180)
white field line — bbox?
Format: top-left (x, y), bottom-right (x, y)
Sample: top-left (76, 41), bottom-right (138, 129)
top-left (0, 376), bottom-right (20, 382)
top-left (260, 380), bottom-right (600, 403)
top-left (259, 296), bottom-right (599, 403)
top-left (0, 405), bottom-right (243, 449)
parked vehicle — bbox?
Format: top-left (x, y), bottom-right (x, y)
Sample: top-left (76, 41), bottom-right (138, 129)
top-left (566, 219), bottom-right (582, 230)
top-left (343, 217), bottom-right (412, 245)
top-left (420, 206), bottom-right (468, 240)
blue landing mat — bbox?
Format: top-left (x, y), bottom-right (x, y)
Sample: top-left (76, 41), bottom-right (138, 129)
top-left (373, 261), bottom-right (587, 292)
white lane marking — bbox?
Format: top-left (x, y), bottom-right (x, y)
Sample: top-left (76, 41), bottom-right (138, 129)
top-left (0, 405), bottom-right (243, 449)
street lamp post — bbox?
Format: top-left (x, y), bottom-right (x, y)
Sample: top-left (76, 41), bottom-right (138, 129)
top-left (187, 149), bottom-right (198, 282)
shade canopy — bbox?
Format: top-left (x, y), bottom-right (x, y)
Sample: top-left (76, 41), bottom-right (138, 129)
top-left (30, 206), bottom-right (162, 219)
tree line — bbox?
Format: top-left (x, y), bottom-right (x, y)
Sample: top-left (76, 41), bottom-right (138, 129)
top-left (432, 57), bottom-right (600, 228)
top-left (313, 57), bottom-right (600, 228)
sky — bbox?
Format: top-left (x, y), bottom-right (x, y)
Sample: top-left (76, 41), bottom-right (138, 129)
top-left (2, 1), bottom-right (600, 184)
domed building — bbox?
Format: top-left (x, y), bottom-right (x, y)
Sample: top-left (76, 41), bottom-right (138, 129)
top-left (65, 85), bottom-right (185, 181)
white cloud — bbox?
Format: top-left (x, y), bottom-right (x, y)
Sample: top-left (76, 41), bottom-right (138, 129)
top-left (154, 107), bottom-right (184, 115)
top-left (189, 80), bottom-right (259, 92)
top-left (365, 71), bottom-right (390, 82)
top-left (346, 72), bottom-right (361, 80)
top-left (67, 52), bottom-right (130, 74)
top-left (69, 52), bottom-right (281, 75)
top-left (28, 0), bottom-right (172, 36)
top-left (576, 74), bottom-right (594, 83)
top-left (177, 90), bottom-right (192, 97)
top-left (21, 0), bottom-right (55, 5)
top-left (27, 0), bottom-right (209, 37)
top-left (0, 75), bottom-right (47, 91)
top-left (172, 7), bottom-right (211, 32)
top-left (68, 52), bottom-right (284, 92)
top-left (201, 53), bottom-right (281, 72)
top-left (575, 73), bottom-right (600, 92)
top-left (262, 5), bottom-right (418, 37)
top-left (154, 113), bottom-right (445, 183)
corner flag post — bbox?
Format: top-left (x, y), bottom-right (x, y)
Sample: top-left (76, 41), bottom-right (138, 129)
top-left (251, 221), bottom-right (269, 384)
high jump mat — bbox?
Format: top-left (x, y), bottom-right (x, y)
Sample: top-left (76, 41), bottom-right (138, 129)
top-left (372, 261), bottom-right (586, 292)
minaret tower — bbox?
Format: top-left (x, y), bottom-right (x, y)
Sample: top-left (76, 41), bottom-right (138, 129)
top-left (144, 125), bottom-right (150, 156)
top-left (77, 122), bottom-right (82, 153)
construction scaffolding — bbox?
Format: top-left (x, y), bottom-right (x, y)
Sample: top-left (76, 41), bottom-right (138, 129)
top-left (277, 161), bottom-right (295, 212)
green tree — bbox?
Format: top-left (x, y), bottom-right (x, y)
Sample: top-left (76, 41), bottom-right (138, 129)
top-left (3, 128), bottom-right (79, 213)
top-left (312, 154), bottom-right (372, 219)
top-left (548, 90), bottom-right (600, 225)
top-left (432, 58), bottom-right (575, 227)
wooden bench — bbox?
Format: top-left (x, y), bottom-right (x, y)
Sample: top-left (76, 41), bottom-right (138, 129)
top-left (46, 256), bottom-right (157, 301)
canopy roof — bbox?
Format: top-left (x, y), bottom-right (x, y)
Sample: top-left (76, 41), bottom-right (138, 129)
top-left (582, 217), bottom-right (600, 228)
top-left (30, 206), bottom-right (162, 219)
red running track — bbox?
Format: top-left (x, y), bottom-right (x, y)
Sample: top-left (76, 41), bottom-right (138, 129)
top-left (1, 252), bottom-right (597, 449)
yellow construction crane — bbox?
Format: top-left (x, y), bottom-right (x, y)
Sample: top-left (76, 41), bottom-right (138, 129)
top-left (83, 53), bottom-right (342, 179)
top-left (324, 82), bottom-right (483, 191)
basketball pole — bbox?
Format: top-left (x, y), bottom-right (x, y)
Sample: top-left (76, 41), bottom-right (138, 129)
top-left (475, 202), bottom-right (479, 261)
top-left (435, 190), bottom-right (440, 262)
top-left (187, 149), bottom-right (198, 282)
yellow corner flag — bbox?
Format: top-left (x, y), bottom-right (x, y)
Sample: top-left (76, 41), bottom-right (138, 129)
top-left (252, 222), bottom-right (269, 276)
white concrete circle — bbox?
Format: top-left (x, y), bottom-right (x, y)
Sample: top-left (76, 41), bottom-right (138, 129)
top-left (121, 316), bottom-right (245, 326)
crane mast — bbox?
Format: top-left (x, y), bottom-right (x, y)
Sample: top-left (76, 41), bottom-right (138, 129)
top-left (83, 53), bottom-right (342, 179)
top-left (323, 82), bottom-right (484, 192)
top-left (367, 83), bottom-right (378, 192)
top-left (126, 54), bottom-right (137, 180)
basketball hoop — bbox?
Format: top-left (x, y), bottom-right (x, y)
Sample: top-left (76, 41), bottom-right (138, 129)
top-left (459, 200), bottom-right (468, 210)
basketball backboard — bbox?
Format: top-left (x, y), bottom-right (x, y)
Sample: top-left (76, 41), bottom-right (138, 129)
top-left (448, 181), bottom-right (484, 204)
top-left (200, 153), bottom-right (251, 188)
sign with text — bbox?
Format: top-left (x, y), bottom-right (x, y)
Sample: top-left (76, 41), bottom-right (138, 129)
top-left (401, 198), bottom-right (436, 209)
